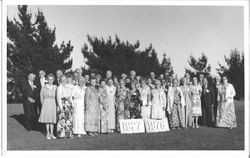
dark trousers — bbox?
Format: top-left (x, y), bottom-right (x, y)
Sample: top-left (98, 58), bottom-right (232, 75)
top-left (202, 106), bottom-right (212, 126)
top-left (23, 102), bottom-right (36, 131)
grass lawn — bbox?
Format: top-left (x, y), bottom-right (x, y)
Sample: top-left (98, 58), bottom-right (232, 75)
top-left (7, 101), bottom-right (244, 150)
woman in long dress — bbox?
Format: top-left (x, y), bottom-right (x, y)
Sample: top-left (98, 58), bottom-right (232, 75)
top-left (168, 78), bottom-right (185, 129)
top-left (139, 79), bottom-right (151, 119)
top-left (115, 79), bottom-right (130, 131)
top-left (128, 82), bottom-right (142, 119)
top-left (180, 77), bottom-right (193, 128)
top-left (72, 76), bottom-right (87, 137)
top-left (106, 78), bottom-right (117, 133)
top-left (190, 77), bottom-right (202, 128)
top-left (85, 77), bottom-right (101, 136)
top-left (38, 74), bottom-right (57, 139)
top-left (99, 80), bottom-right (108, 134)
top-left (216, 76), bottom-right (237, 129)
top-left (151, 79), bottom-right (167, 119)
top-left (56, 75), bottom-right (74, 138)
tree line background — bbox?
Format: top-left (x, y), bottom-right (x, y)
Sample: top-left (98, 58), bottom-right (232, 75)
top-left (7, 5), bottom-right (244, 103)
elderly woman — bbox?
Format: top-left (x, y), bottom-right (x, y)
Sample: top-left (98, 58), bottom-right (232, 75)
top-left (151, 79), bottom-right (167, 119)
top-left (216, 76), bottom-right (237, 129)
top-left (180, 77), bottom-right (193, 128)
top-left (190, 77), bottom-right (202, 128)
top-left (128, 82), bottom-right (142, 119)
top-left (139, 79), bottom-right (151, 119)
top-left (72, 76), bottom-right (87, 137)
top-left (115, 79), bottom-right (130, 131)
top-left (38, 74), bottom-right (57, 139)
top-left (99, 80), bottom-right (109, 133)
top-left (167, 78), bottom-right (185, 129)
top-left (85, 77), bottom-right (101, 136)
top-left (56, 75), bottom-right (74, 138)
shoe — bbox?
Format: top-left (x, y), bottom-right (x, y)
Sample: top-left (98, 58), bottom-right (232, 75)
top-left (77, 134), bottom-right (82, 137)
top-left (88, 132), bottom-right (95, 137)
top-left (50, 135), bottom-right (56, 139)
top-left (46, 135), bottom-right (51, 140)
top-left (196, 125), bottom-right (199, 128)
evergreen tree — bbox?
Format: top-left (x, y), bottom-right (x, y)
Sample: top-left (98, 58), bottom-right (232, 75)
top-left (186, 53), bottom-right (211, 79)
top-left (217, 49), bottom-right (244, 99)
top-left (82, 35), bottom-right (162, 77)
top-left (160, 53), bottom-right (174, 76)
top-left (7, 5), bottom-right (73, 102)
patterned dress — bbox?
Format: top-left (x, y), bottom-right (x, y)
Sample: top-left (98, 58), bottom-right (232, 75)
top-left (99, 87), bottom-right (108, 133)
top-left (56, 85), bottom-right (74, 138)
top-left (180, 86), bottom-right (193, 127)
top-left (191, 85), bottom-right (202, 117)
top-left (129, 89), bottom-right (142, 119)
top-left (169, 87), bottom-right (185, 128)
top-left (139, 86), bottom-right (151, 119)
top-left (115, 87), bottom-right (130, 131)
top-left (216, 83), bottom-right (237, 128)
top-left (151, 88), bottom-right (167, 119)
top-left (85, 86), bottom-right (101, 133)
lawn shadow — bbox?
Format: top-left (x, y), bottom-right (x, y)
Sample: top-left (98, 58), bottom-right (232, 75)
top-left (10, 114), bottom-right (46, 135)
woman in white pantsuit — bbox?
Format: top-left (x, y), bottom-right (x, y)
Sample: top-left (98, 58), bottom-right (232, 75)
top-left (72, 77), bottom-right (87, 137)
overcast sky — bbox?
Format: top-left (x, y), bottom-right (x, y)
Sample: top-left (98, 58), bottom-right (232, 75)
top-left (7, 5), bottom-right (244, 77)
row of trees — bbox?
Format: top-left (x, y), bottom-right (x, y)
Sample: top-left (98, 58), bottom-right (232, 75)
top-left (7, 5), bottom-right (244, 102)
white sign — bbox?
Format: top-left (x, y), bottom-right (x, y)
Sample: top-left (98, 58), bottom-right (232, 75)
top-left (119, 119), bottom-right (145, 134)
top-left (144, 119), bottom-right (170, 133)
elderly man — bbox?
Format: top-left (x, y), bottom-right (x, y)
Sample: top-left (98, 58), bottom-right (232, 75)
top-left (105, 70), bottom-right (112, 81)
top-left (55, 69), bottom-right (63, 86)
top-left (129, 70), bottom-right (136, 84)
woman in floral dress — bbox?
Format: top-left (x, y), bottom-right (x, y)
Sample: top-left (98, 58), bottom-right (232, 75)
top-left (56, 75), bottom-right (74, 138)
top-left (85, 78), bottom-right (101, 136)
top-left (115, 79), bottom-right (130, 131)
top-left (128, 82), bottom-right (142, 119)
top-left (168, 78), bottom-right (185, 129)
top-left (216, 76), bottom-right (237, 129)
top-left (190, 77), bottom-right (202, 128)
top-left (99, 80), bottom-right (108, 134)
top-left (139, 79), bottom-right (151, 119)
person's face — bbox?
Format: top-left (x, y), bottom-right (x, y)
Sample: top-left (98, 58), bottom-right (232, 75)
top-left (156, 81), bottom-right (161, 88)
top-left (173, 79), bottom-right (178, 87)
top-left (48, 76), bottom-right (54, 85)
top-left (130, 71), bottom-right (136, 77)
top-left (101, 81), bottom-right (106, 87)
top-left (160, 74), bottom-right (164, 79)
top-left (216, 77), bottom-right (221, 83)
top-left (200, 74), bottom-right (204, 80)
top-left (108, 79), bottom-right (113, 86)
top-left (121, 74), bottom-right (127, 79)
top-left (39, 70), bottom-right (45, 78)
top-left (85, 75), bottom-right (89, 81)
top-left (136, 76), bottom-right (141, 80)
top-left (114, 78), bottom-right (118, 83)
top-left (126, 78), bottom-right (130, 83)
top-left (182, 78), bottom-right (187, 85)
top-left (79, 77), bottom-right (85, 86)
top-left (67, 77), bottom-right (73, 84)
top-left (90, 79), bottom-right (96, 87)
top-left (185, 73), bottom-right (190, 79)
top-left (120, 80), bottom-right (125, 87)
top-left (106, 71), bottom-right (112, 78)
top-left (150, 72), bottom-right (155, 78)
top-left (61, 76), bottom-right (67, 85)
top-left (28, 74), bottom-right (35, 81)
top-left (141, 80), bottom-right (146, 87)
top-left (193, 77), bottom-right (198, 85)
top-left (148, 78), bottom-right (152, 84)
top-left (222, 77), bottom-right (228, 84)
top-left (56, 70), bottom-right (63, 78)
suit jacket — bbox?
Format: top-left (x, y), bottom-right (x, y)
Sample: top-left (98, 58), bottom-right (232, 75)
top-left (22, 80), bottom-right (37, 104)
top-left (201, 85), bottom-right (214, 109)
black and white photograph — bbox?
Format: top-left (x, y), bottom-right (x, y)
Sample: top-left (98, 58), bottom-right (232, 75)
top-left (1, 0), bottom-right (249, 157)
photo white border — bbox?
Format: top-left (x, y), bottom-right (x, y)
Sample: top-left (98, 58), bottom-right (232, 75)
top-left (1, 0), bottom-right (249, 158)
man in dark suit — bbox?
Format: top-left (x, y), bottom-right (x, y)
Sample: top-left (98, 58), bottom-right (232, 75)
top-left (201, 78), bottom-right (215, 127)
top-left (21, 72), bottom-right (37, 131)
top-left (34, 70), bottom-right (47, 116)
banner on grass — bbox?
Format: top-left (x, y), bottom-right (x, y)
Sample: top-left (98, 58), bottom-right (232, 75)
top-left (144, 118), bottom-right (170, 133)
top-left (119, 119), bottom-right (145, 134)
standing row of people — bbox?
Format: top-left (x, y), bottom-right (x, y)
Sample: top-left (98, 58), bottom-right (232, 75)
top-left (21, 69), bottom-right (237, 140)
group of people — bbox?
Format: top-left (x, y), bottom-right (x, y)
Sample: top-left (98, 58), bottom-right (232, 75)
top-left (21, 68), bottom-right (237, 140)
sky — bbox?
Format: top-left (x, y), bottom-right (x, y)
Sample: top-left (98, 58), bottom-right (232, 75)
top-left (7, 5), bottom-right (244, 77)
